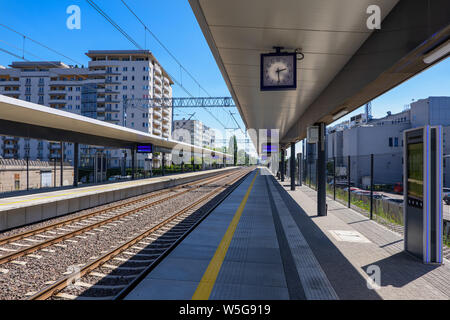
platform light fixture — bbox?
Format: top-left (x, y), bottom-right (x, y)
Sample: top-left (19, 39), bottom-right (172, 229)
top-left (423, 40), bottom-right (450, 64)
top-left (332, 109), bottom-right (349, 120)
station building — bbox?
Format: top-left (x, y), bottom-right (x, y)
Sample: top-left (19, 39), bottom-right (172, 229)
top-left (327, 96), bottom-right (450, 187)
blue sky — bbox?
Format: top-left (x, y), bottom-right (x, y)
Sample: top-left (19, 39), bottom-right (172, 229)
top-left (0, 0), bottom-right (240, 133)
top-left (0, 1), bottom-right (449, 155)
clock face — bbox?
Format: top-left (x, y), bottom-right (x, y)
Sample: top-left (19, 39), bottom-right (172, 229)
top-left (261, 53), bottom-right (296, 90)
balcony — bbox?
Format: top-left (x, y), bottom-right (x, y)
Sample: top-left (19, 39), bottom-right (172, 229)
top-left (153, 119), bottom-right (161, 127)
top-left (163, 77), bottom-right (170, 86)
top-left (49, 89), bottom-right (66, 94)
top-left (154, 64), bottom-right (162, 75)
top-left (153, 110), bottom-right (162, 119)
top-left (3, 143), bottom-right (18, 150)
top-left (162, 131), bottom-right (169, 138)
top-left (50, 103), bottom-right (66, 109)
top-left (154, 84), bottom-right (162, 94)
top-left (0, 80), bottom-right (20, 85)
top-left (152, 127), bottom-right (162, 135)
top-left (162, 108), bottom-right (170, 116)
top-left (162, 123), bottom-right (170, 130)
top-left (2, 94), bottom-right (20, 99)
top-left (2, 153), bottom-right (16, 159)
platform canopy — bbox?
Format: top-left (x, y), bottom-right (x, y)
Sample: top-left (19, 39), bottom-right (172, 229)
top-left (0, 95), bottom-right (231, 159)
top-left (189, 0), bottom-right (450, 147)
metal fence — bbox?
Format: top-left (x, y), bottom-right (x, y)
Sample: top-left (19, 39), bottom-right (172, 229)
top-left (301, 152), bottom-right (405, 227)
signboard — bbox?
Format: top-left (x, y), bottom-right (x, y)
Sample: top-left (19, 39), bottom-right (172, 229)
top-left (307, 126), bottom-right (319, 144)
top-left (137, 144), bottom-right (152, 153)
top-left (262, 142), bottom-right (278, 154)
top-left (403, 126), bottom-right (443, 264)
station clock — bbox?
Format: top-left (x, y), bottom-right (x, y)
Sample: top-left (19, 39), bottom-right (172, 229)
top-left (260, 49), bottom-right (297, 91)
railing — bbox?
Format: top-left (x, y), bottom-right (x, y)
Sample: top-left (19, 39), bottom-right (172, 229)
top-left (296, 152), bottom-right (450, 245)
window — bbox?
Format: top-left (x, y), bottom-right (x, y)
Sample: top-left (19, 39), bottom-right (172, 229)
top-left (76, 87), bottom-right (81, 92)
top-left (123, 67), bottom-right (127, 71)
top-left (123, 85), bottom-right (127, 90)
top-left (389, 137), bottom-right (393, 147)
top-left (132, 67), bottom-right (135, 71)
top-left (132, 76), bottom-right (135, 81)
top-left (394, 137), bottom-right (398, 147)
top-left (76, 96), bottom-right (80, 101)
top-left (68, 96), bottom-right (73, 100)
top-left (123, 76), bottom-right (127, 81)
top-left (131, 122), bottom-right (134, 127)
top-left (131, 113), bottom-right (134, 118)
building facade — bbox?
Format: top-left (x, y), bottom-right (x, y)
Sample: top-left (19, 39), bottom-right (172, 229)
top-left (326, 97), bottom-right (450, 187)
top-left (172, 119), bottom-right (216, 149)
top-left (0, 50), bottom-right (173, 169)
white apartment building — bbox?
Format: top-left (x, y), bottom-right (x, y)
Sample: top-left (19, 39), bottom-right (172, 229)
top-left (172, 119), bottom-right (216, 149)
top-left (0, 50), bottom-right (173, 168)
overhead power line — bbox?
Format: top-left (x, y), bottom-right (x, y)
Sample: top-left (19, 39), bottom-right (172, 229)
top-left (119, 0), bottom-right (232, 125)
top-left (0, 23), bottom-right (83, 66)
top-left (86, 0), bottom-right (143, 50)
top-left (86, 0), bottom-right (228, 129)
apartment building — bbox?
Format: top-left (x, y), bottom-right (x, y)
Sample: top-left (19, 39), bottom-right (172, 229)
top-left (0, 50), bottom-right (173, 169)
top-left (172, 119), bottom-right (216, 149)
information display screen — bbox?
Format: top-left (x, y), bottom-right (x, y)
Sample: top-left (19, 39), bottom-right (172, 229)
top-left (137, 145), bottom-right (152, 153)
top-left (262, 143), bottom-right (278, 153)
top-left (407, 142), bottom-right (423, 200)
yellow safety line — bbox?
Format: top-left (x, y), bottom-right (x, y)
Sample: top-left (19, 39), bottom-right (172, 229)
top-left (0, 168), bottom-right (225, 206)
top-left (192, 169), bottom-right (258, 300)
top-left (0, 178), bottom-right (160, 206)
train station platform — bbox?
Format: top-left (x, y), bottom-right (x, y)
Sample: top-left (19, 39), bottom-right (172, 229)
top-left (126, 167), bottom-right (450, 300)
top-left (0, 167), bottom-right (239, 232)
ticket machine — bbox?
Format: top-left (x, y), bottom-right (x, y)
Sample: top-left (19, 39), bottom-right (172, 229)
top-left (403, 126), bottom-right (443, 264)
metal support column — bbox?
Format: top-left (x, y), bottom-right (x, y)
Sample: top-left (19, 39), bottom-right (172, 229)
top-left (297, 153), bottom-right (302, 186)
top-left (131, 148), bottom-right (136, 180)
top-left (290, 142), bottom-right (296, 191)
top-left (347, 155), bottom-right (351, 208)
top-left (73, 143), bottom-right (79, 187)
top-left (26, 155), bottom-right (29, 191)
top-left (370, 154), bottom-right (374, 220)
top-left (317, 123), bottom-right (327, 216)
top-left (60, 142), bottom-right (64, 187)
top-left (333, 156), bottom-right (336, 200)
top-left (281, 149), bottom-right (285, 182)
top-left (201, 150), bottom-right (204, 171)
top-left (162, 153), bottom-right (165, 176)
top-left (54, 158), bottom-right (57, 188)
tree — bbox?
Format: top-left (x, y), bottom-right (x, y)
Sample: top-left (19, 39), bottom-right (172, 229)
top-left (228, 135), bottom-right (238, 166)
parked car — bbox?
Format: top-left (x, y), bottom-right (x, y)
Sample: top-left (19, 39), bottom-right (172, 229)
top-left (394, 182), bottom-right (403, 194)
top-left (386, 198), bottom-right (403, 204)
top-left (443, 188), bottom-right (450, 205)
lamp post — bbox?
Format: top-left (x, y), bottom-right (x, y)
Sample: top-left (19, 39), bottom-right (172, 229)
top-left (180, 149), bottom-right (184, 173)
top-left (25, 143), bottom-right (30, 191)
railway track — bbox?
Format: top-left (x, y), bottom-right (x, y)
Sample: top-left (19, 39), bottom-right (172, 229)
top-left (29, 168), bottom-right (252, 300)
top-left (0, 169), bottom-right (239, 265)
top-left (0, 168), bottom-right (251, 299)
